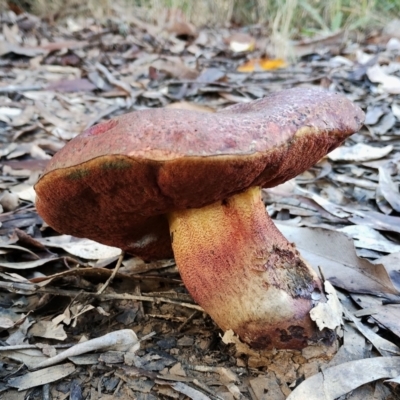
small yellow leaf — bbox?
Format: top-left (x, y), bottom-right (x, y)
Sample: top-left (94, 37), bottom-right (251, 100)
top-left (237, 58), bottom-right (287, 72)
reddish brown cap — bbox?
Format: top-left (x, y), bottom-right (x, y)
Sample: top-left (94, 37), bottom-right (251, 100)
top-left (35, 87), bottom-right (364, 259)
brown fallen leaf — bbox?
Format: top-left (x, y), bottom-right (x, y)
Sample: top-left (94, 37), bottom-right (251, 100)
top-left (151, 58), bottom-right (199, 80)
top-left (45, 78), bottom-right (96, 93)
top-left (168, 381), bottom-right (210, 400)
top-left (7, 363), bottom-right (75, 391)
top-left (339, 225), bottom-right (400, 254)
top-left (249, 374), bottom-right (285, 400)
top-left (379, 166), bottom-right (400, 212)
top-left (276, 223), bottom-right (399, 295)
top-left (344, 308), bottom-right (400, 357)
top-left (351, 294), bottom-right (400, 339)
top-left (276, 223), bottom-right (399, 294)
top-left (349, 210), bottom-right (400, 234)
top-left (29, 320), bottom-right (67, 341)
top-left (287, 357), bottom-right (400, 400)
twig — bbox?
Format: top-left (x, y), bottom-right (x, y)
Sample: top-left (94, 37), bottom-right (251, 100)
top-left (97, 252), bottom-right (125, 294)
top-left (193, 379), bottom-right (224, 400)
top-left (0, 84), bottom-right (43, 93)
top-left (139, 331), bottom-right (156, 342)
top-left (95, 62), bottom-right (133, 96)
top-left (0, 280), bottom-right (39, 295)
top-left (177, 310), bottom-right (199, 332)
top-left (36, 287), bottom-right (204, 311)
top-left (0, 343), bottom-right (72, 351)
top-left (133, 283), bottom-right (145, 319)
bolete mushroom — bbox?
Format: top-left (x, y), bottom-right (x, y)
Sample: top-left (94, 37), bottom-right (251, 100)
top-left (35, 87), bottom-right (364, 349)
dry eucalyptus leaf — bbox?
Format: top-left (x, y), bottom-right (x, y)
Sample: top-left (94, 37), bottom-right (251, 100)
top-left (373, 112), bottom-right (396, 135)
top-left (276, 223), bottom-right (399, 295)
top-left (328, 143), bottom-right (393, 162)
top-left (367, 64), bottom-right (400, 94)
top-left (364, 105), bottom-right (386, 125)
top-left (325, 323), bottom-right (368, 369)
top-left (0, 191), bottom-right (19, 211)
top-left (0, 316), bottom-right (14, 329)
top-left (249, 374), bottom-right (285, 400)
top-left (7, 363), bottom-right (75, 391)
top-left (36, 235), bottom-right (121, 259)
top-left (36, 329), bottom-right (139, 369)
top-left (349, 210), bottom-right (400, 234)
top-left (9, 183), bottom-right (36, 203)
top-left (338, 225), bottom-right (400, 254)
top-left (310, 281), bottom-right (343, 330)
top-left (29, 320), bottom-right (67, 341)
top-left (0, 257), bottom-right (59, 270)
top-left (392, 103), bottom-right (400, 119)
top-left (379, 167), bottom-right (400, 212)
top-left (351, 294), bottom-right (400, 339)
top-left (0, 349), bottom-right (48, 369)
top-left (287, 357), bottom-right (400, 400)
top-left (344, 308), bottom-right (400, 357)
top-left (169, 382), bottom-right (210, 400)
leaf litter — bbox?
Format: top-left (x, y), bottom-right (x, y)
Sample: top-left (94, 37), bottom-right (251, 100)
top-left (1, 4), bottom-right (400, 400)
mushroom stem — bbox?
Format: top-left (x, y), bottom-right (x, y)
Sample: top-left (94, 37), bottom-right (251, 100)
top-left (168, 186), bottom-right (332, 349)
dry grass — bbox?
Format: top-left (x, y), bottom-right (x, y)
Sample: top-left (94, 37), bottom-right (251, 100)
top-left (6, 0), bottom-right (400, 42)
top-left (116, 0), bottom-right (397, 34)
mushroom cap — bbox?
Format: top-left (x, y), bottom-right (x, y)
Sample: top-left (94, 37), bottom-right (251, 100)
top-left (35, 87), bottom-right (364, 259)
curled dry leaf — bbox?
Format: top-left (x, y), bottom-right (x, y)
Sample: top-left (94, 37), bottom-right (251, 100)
top-left (310, 281), bottom-right (343, 331)
top-left (36, 329), bottom-right (139, 369)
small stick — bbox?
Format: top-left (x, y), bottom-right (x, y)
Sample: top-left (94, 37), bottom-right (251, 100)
top-left (177, 310), bottom-right (199, 332)
top-left (36, 287), bottom-right (204, 311)
top-left (133, 283), bottom-right (145, 319)
top-left (97, 252), bottom-right (125, 295)
top-left (193, 379), bottom-right (224, 400)
top-left (0, 343), bottom-right (72, 351)
top-left (0, 84), bottom-right (43, 93)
